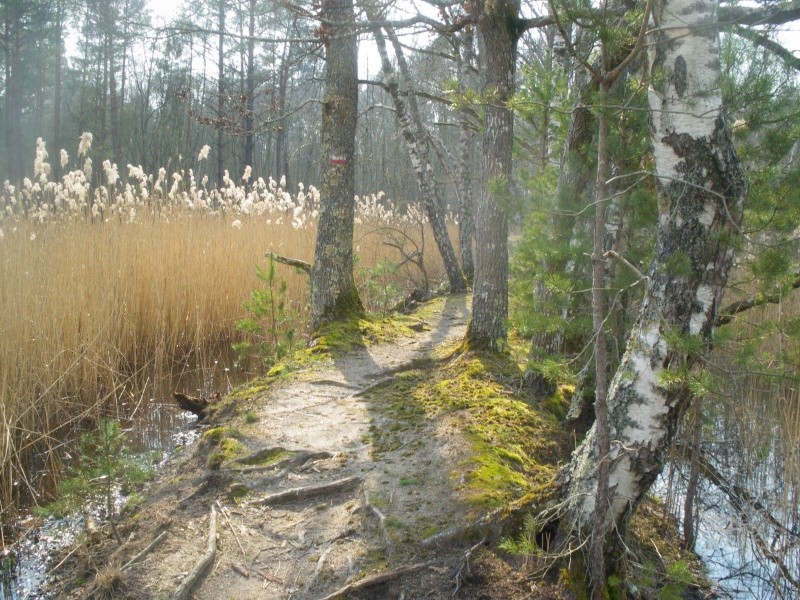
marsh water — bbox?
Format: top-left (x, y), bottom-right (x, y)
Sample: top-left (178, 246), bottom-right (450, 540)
top-left (0, 352), bottom-right (248, 599)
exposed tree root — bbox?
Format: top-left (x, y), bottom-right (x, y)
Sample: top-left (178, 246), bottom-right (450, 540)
top-left (232, 449), bottom-right (332, 476)
top-left (305, 542), bottom-right (336, 592)
top-left (171, 506), bottom-right (217, 600)
top-left (357, 490), bottom-right (393, 554)
top-left (319, 561), bottom-right (433, 600)
top-left (421, 494), bottom-right (539, 548)
top-left (452, 539), bottom-right (485, 596)
top-left (248, 476), bottom-right (362, 506)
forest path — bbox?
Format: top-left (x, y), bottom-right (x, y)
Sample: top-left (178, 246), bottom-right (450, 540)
top-left (99, 293), bottom-right (535, 600)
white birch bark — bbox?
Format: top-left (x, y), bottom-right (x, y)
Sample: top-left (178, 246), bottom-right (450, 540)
top-left (559, 0), bottom-right (747, 542)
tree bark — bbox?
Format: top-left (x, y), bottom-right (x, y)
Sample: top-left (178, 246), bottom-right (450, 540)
top-left (53, 0), bottom-right (63, 176)
top-left (368, 20), bottom-right (466, 293)
top-left (557, 0), bottom-right (747, 577)
top-left (216, 0), bottom-right (226, 189)
top-left (310, 0), bottom-right (363, 330)
top-left (455, 27), bottom-right (476, 282)
top-left (589, 78), bottom-right (611, 599)
top-left (466, 0), bottom-right (519, 351)
top-left (244, 0), bottom-right (255, 170)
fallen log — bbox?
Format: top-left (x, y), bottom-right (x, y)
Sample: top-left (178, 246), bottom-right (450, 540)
top-left (173, 392), bottom-right (220, 421)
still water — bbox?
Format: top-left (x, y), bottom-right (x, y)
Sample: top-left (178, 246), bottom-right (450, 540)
top-left (0, 354), bottom-right (248, 599)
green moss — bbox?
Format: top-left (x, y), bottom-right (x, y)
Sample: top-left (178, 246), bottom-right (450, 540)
top-left (543, 384), bottom-right (573, 420)
top-left (229, 377), bottom-right (272, 400)
top-left (235, 447), bottom-right (291, 466)
top-left (202, 427), bottom-right (242, 442)
top-left (364, 344), bottom-right (567, 509)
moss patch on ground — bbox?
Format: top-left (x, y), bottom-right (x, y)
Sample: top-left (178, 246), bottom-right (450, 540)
top-left (365, 347), bottom-right (569, 509)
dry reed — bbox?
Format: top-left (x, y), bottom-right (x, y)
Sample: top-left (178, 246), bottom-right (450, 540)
top-left (0, 138), bottom-right (450, 522)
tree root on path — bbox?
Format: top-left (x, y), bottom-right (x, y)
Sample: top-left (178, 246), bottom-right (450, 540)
top-left (354, 489), bottom-right (393, 555)
top-left (319, 561), bottom-right (433, 600)
top-left (171, 506), bottom-right (217, 600)
top-left (232, 450), bottom-right (333, 476)
top-left (248, 476), bottom-right (362, 506)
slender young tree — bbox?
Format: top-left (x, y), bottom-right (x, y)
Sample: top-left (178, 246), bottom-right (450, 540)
top-left (310, 0), bottom-right (363, 330)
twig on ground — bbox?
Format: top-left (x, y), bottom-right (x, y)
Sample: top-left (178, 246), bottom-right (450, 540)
top-left (121, 530), bottom-right (169, 571)
top-left (216, 501), bottom-right (246, 560)
top-left (170, 507), bottom-right (217, 600)
top-left (452, 538), bottom-right (485, 597)
top-left (305, 543), bottom-right (336, 591)
top-left (231, 563), bottom-right (251, 578)
top-left (359, 490), bottom-right (393, 554)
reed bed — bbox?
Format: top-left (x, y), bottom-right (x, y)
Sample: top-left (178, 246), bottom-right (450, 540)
top-left (0, 138), bottom-right (448, 524)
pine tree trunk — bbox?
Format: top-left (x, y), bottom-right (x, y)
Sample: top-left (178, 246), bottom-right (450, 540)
top-left (557, 0), bottom-right (747, 573)
top-left (456, 28), bottom-right (476, 282)
top-left (53, 0), bottom-right (63, 175)
top-left (310, 0), bottom-right (363, 330)
top-left (244, 0), bottom-right (255, 169)
top-left (216, 0), bottom-right (226, 190)
top-left (467, 0), bottom-right (519, 351)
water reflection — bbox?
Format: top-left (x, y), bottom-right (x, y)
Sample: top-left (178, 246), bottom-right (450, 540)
top-left (0, 348), bottom-right (250, 599)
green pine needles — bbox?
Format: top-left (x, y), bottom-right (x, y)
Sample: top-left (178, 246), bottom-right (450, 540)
top-left (234, 255), bottom-right (299, 367)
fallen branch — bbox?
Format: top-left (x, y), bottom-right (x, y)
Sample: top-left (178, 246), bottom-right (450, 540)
top-left (171, 507), bottom-right (217, 600)
top-left (267, 252), bottom-right (311, 274)
top-left (255, 568), bottom-right (284, 584)
top-left (122, 530), bottom-right (169, 571)
top-left (231, 563), bottom-right (250, 578)
top-left (248, 476), bottom-right (362, 506)
top-left (319, 561), bottom-right (432, 600)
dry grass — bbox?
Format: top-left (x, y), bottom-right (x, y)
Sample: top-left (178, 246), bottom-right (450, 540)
top-left (0, 141), bottom-right (451, 521)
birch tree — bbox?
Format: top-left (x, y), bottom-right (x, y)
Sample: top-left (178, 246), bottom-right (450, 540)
top-left (367, 16), bottom-right (466, 293)
top-left (557, 0), bottom-right (748, 583)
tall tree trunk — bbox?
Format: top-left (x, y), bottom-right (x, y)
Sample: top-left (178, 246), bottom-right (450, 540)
top-left (557, 0), bottom-right (747, 581)
top-left (275, 39), bottom-right (290, 184)
top-left (589, 77), bottom-right (611, 599)
top-left (368, 19), bottom-right (466, 293)
top-left (310, 0), bottom-right (363, 330)
top-left (217, 0), bottom-right (226, 189)
top-left (466, 0), bottom-right (519, 351)
top-left (244, 0), bottom-right (255, 169)
top-left (455, 27), bottom-right (476, 282)
top-left (53, 0), bottom-right (63, 171)
top-left (682, 394), bottom-right (703, 550)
